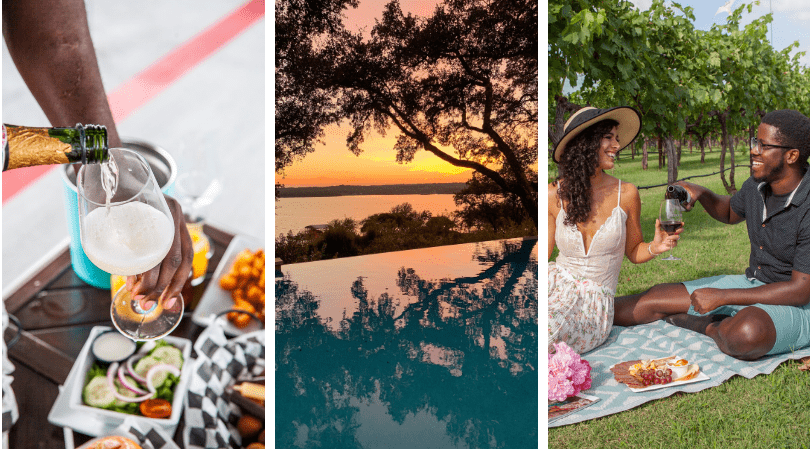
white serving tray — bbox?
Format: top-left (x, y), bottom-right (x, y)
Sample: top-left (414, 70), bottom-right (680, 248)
top-left (610, 357), bottom-right (711, 393)
top-left (191, 234), bottom-right (265, 336)
top-left (624, 370), bottom-right (710, 393)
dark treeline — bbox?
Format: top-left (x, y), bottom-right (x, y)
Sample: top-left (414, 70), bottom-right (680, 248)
top-left (276, 203), bottom-right (536, 264)
top-left (278, 183), bottom-right (467, 198)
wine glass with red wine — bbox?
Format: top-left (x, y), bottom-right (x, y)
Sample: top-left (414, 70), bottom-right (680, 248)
top-left (659, 199), bottom-right (683, 261)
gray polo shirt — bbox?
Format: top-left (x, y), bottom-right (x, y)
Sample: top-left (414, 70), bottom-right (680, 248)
top-left (729, 169), bottom-right (810, 283)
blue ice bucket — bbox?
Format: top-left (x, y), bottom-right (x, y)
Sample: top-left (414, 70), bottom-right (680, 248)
top-left (60, 138), bottom-right (177, 288)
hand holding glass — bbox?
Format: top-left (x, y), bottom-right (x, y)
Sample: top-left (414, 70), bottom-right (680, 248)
top-left (78, 148), bottom-right (183, 340)
top-left (658, 199), bottom-right (683, 261)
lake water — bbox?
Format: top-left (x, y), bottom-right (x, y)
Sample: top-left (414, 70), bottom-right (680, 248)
top-left (275, 194), bottom-right (458, 236)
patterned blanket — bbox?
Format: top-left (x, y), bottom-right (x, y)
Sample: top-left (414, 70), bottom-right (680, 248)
top-left (549, 320), bottom-right (810, 427)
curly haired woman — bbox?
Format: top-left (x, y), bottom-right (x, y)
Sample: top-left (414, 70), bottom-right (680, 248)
top-left (548, 106), bottom-right (682, 354)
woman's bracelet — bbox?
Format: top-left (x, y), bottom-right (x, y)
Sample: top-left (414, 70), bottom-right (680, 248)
top-left (648, 242), bottom-right (661, 257)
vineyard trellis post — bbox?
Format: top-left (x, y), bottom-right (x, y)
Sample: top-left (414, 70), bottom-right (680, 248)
top-left (642, 136), bottom-right (648, 170)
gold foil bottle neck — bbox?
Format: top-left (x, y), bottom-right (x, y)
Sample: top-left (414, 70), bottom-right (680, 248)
top-left (6, 127), bottom-right (72, 170)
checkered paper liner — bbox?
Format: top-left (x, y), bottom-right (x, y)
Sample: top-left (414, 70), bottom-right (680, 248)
top-left (78, 417), bottom-right (180, 449)
top-left (179, 324), bottom-right (265, 449)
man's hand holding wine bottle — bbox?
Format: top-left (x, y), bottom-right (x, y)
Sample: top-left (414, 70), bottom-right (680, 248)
top-left (667, 182), bottom-right (701, 211)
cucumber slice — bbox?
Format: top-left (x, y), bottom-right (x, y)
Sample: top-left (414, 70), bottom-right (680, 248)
top-left (148, 368), bottom-right (170, 388)
top-left (113, 377), bottom-right (141, 407)
top-left (83, 376), bottom-right (115, 408)
top-left (115, 376), bottom-right (143, 396)
top-left (122, 375), bottom-right (141, 392)
top-left (135, 355), bottom-right (173, 386)
top-left (133, 356), bottom-right (160, 379)
top-left (150, 346), bottom-right (183, 369)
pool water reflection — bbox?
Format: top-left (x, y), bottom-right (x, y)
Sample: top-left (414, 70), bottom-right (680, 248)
top-left (276, 238), bottom-right (538, 448)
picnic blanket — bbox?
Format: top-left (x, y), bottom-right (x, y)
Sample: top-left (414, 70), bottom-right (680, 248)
top-left (549, 320), bottom-right (810, 427)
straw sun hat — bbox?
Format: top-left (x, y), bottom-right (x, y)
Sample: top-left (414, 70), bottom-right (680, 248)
top-left (552, 106), bottom-right (642, 163)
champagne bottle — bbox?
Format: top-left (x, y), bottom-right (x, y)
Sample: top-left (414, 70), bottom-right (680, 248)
top-left (666, 185), bottom-right (691, 209)
top-left (1, 123), bottom-right (109, 171)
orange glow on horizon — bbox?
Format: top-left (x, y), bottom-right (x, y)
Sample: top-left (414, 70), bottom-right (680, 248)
top-left (277, 124), bottom-right (476, 187)
top-left (278, 0), bottom-right (463, 188)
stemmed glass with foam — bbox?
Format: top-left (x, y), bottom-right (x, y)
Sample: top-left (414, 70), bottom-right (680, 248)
top-left (78, 147), bottom-right (183, 340)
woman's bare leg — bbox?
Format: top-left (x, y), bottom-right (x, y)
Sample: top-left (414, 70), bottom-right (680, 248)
top-left (613, 283), bottom-right (692, 326)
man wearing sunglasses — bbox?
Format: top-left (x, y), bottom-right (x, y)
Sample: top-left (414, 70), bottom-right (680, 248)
top-left (614, 109), bottom-right (810, 361)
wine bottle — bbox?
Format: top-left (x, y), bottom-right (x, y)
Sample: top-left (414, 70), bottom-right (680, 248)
top-left (2, 123), bottom-right (109, 171)
top-left (666, 185), bottom-right (691, 209)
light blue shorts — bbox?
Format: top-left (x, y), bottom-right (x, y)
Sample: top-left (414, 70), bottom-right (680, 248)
top-left (682, 275), bottom-right (810, 355)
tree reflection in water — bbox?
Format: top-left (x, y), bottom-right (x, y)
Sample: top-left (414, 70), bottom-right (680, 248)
top-left (276, 239), bottom-right (538, 448)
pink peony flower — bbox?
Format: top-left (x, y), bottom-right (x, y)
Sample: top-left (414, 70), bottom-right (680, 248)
top-left (549, 373), bottom-right (573, 401)
top-left (548, 342), bottom-right (592, 401)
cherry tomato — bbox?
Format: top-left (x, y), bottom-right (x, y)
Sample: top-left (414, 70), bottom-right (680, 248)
top-left (140, 398), bottom-right (172, 418)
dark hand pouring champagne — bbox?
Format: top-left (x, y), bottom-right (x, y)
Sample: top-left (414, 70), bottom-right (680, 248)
top-left (4, 124), bottom-right (188, 341)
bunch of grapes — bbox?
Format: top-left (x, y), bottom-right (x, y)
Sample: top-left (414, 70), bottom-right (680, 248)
top-left (638, 368), bottom-right (673, 386)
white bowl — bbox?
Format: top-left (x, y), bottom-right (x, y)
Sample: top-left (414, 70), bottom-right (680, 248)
top-left (49, 326), bottom-right (193, 437)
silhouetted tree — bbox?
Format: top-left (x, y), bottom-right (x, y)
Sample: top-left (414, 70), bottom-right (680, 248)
top-left (424, 216), bottom-right (456, 236)
top-left (276, 0), bottom-right (538, 225)
top-left (317, 218), bottom-right (360, 258)
top-left (453, 171), bottom-right (535, 233)
top-left (275, 0), bottom-right (358, 179)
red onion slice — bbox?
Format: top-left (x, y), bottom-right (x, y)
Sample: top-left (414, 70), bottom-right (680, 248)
top-left (145, 364), bottom-right (181, 393)
top-left (125, 355), bottom-right (147, 384)
top-left (106, 363), bottom-right (155, 403)
top-left (117, 365), bottom-right (148, 395)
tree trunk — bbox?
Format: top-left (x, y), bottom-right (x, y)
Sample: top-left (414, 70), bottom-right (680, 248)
top-left (748, 125), bottom-right (756, 178)
top-left (658, 136), bottom-right (667, 170)
top-left (700, 137), bottom-right (706, 164)
top-left (719, 126), bottom-right (728, 193)
top-left (642, 137), bottom-right (648, 170)
top-left (718, 111), bottom-right (737, 194)
top-left (676, 139), bottom-right (682, 165)
top-left (658, 137), bottom-right (664, 170)
top-left (666, 135), bottom-right (678, 184)
top-left (728, 134), bottom-right (737, 195)
top-left (550, 95), bottom-right (582, 149)
top-left (689, 140), bottom-right (693, 154)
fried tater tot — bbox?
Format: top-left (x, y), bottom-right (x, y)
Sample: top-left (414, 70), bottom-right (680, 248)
top-left (220, 274), bottom-right (238, 290)
top-left (220, 247), bottom-right (265, 328)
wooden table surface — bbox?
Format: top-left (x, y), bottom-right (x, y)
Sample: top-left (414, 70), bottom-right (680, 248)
top-left (3, 224), bottom-right (237, 449)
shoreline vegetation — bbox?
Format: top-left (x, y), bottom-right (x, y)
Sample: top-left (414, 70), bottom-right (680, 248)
top-left (275, 202), bottom-right (536, 265)
top-left (277, 183), bottom-right (467, 198)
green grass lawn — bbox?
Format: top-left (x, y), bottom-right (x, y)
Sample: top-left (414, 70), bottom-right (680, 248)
top-left (549, 146), bottom-right (810, 448)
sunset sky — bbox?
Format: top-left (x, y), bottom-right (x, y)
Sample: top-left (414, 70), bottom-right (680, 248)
top-left (277, 0), bottom-right (476, 187)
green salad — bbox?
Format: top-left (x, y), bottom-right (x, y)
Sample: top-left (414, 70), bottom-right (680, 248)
top-left (83, 339), bottom-right (183, 416)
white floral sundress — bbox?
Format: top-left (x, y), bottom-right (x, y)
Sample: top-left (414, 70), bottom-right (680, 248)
top-left (549, 181), bottom-right (627, 354)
